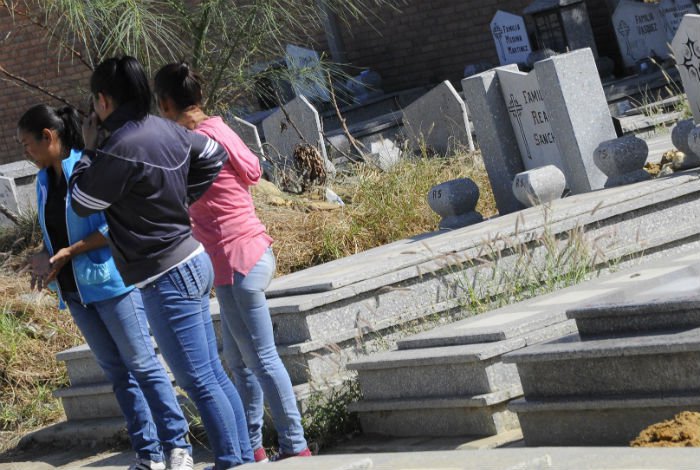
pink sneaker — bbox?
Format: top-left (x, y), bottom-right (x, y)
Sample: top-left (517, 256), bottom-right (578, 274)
top-left (269, 447), bottom-right (312, 462)
top-left (254, 447), bottom-right (269, 463)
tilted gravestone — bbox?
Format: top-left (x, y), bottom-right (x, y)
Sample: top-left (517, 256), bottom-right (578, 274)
top-left (490, 10), bottom-right (532, 66)
top-left (261, 95), bottom-right (331, 174)
top-left (229, 116), bottom-right (265, 160)
top-left (672, 14), bottom-right (700, 123)
top-left (613, 0), bottom-right (668, 68)
top-left (0, 176), bottom-right (20, 228)
top-left (462, 64), bottom-right (525, 215)
top-left (402, 80), bottom-right (475, 155)
top-left (285, 44), bottom-right (330, 103)
top-left (659, 0), bottom-right (697, 40)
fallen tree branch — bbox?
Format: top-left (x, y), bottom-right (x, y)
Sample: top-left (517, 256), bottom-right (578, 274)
top-left (0, 203), bottom-right (20, 226)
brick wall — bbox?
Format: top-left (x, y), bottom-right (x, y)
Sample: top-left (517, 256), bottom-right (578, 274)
top-left (0, 7), bottom-right (91, 165)
top-left (324, 0), bottom-right (616, 92)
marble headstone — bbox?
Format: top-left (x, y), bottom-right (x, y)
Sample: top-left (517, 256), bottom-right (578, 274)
top-left (490, 11), bottom-right (532, 66)
top-left (261, 95), bottom-right (330, 172)
top-left (496, 68), bottom-right (564, 172)
top-left (285, 44), bottom-right (330, 102)
top-left (658, 0), bottom-right (697, 40)
top-left (0, 176), bottom-right (20, 227)
top-left (613, 0), bottom-right (669, 68)
top-left (672, 14), bottom-right (700, 122)
top-left (402, 80), bottom-right (475, 154)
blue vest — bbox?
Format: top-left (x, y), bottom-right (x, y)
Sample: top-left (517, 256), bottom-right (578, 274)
top-left (36, 150), bottom-right (133, 306)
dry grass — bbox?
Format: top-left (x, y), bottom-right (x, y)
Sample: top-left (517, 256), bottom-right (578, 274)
top-left (259, 150), bottom-right (495, 275)
top-left (0, 273), bottom-right (82, 451)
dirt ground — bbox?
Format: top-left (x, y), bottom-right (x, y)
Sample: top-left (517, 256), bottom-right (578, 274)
top-left (631, 412), bottom-right (700, 447)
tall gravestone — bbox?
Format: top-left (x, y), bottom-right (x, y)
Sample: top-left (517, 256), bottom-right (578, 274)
top-left (462, 64), bottom-right (525, 215)
top-left (261, 95), bottom-right (330, 171)
top-left (659, 0), bottom-right (698, 40)
top-left (285, 44), bottom-right (330, 102)
top-left (496, 69), bottom-right (564, 173)
top-left (402, 80), bottom-right (475, 154)
top-left (613, 0), bottom-right (669, 68)
top-left (672, 14), bottom-right (700, 123)
top-left (230, 116), bottom-right (265, 160)
top-left (464, 48), bottom-right (614, 213)
top-left (490, 11), bottom-right (533, 65)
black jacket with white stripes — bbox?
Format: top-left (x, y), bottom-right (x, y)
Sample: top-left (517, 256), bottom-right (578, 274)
top-left (69, 102), bottom-right (227, 286)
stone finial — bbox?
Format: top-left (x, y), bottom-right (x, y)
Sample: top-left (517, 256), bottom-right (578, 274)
top-left (512, 166), bottom-right (566, 208)
top-left (594, 136), bottom-right (651, 187)
top-left (427, 178), bottom-right (483, 230)
top-left (672, 120), bottom-right (700, 170)
top-left (687, 126), bottom-right (700, 166)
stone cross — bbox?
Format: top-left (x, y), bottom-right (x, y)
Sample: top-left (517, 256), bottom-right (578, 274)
top-left (490, 11), bottom-right (532, 66)
top-left (613, 0), bottom-right (669, 68)
top-left (402, 80), bottom-right (475, 155)
top-left (672, 14), bottom-right (700, 123)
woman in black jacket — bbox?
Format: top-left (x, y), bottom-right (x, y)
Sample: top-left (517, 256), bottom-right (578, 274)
top-left (70, 56), bottom-right (253, 469)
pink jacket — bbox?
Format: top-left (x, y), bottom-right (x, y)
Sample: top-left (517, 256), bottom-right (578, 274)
top-left (189, 116), bottom-right (273, 286)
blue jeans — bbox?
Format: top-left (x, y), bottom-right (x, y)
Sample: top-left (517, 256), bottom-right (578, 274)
top-left (139, 251), bottom-right (253, 469)
top-left (64, 289), bottom-right (190, 463)
top-left (216, 247), bottom-right (307, 454)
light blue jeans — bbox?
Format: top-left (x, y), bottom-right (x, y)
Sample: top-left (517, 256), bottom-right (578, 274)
top-left (64, 289), bottom-right (190, 464)
top-left (215, 247), bottom-right (307, 454)
top-left (139, 251), bottom-right (253, 469)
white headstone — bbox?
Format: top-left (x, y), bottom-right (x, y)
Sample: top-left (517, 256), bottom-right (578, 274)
top-left (672, 14), bottom-right (700, 122)
top-left (402, 80), bottom-right (475, 154)
top-left (658, 0), bottom-right (697, 40)
top-left (0, 176), bottom-right (20, 227)
top-left (230, 116), bottom-right (265, 160)
top-left (613, 0), bottom-right (669, 68)
top-left (490, 11), bottom-right (532, 66)
top-left (261, 95), bottom-right (330, 171)
top-left (285, 44), bottom-right (330, 102)
top-left (496, 68), bottom-right (564, 173)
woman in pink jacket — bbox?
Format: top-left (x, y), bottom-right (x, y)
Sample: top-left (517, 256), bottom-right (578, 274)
top-left (154, 62), bottom-right (310, 463)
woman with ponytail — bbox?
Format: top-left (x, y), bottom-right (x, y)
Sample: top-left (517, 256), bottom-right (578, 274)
top-left (68, 56), bottom-right (254, 469)
top-left (154, 62), bottom-right (310, 463)
top-left (19, 104), bottom-right (192, 470)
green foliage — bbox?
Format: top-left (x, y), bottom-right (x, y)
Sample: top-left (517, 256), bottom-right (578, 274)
top-left (300, 379), bottom-right (361, 451)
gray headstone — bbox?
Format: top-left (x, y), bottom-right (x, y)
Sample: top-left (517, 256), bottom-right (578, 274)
top-left (490, 11), bottom-right (532, 65)
top-left (559, 2), bottom-right (599, 57)
top-left (671, 14), bottom-right (700, 122)
top-left (427, 178), bottom-right (483, 230)
top-left (0, 160), bottom-right (37, 215)
top-left (462, 65), bottom-right (525, 215)
top-left (402, 81), bottom-right (475, 155)
top-left (285, 44), bottom-right (330, 102)
top-left (229, 117), bottom-right (264, 160)
top-left (261, 95), bottom-right (331, 173)
top-left (512, 165), bottom-right (566, 208)
top-left (594, 136), bottom-right (651, 187)
top-left (613, 0), bottom-right (669, 68)
top-left (659, 0), bottom-right (698, 40)
top-left (534, 48), bottom-right (614, 193)
top-left (496, 68), bottom-right (564, 172)
top-left (0, 176), bottom-right (20, 227)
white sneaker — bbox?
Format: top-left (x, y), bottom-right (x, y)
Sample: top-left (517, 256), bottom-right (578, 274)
top-left (128, 456), bottom-right (166, 470)
top-left (168, 448), bottom-right (194, 470)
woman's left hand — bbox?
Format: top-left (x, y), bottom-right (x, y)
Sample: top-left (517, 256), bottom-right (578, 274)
top-left (47, 248), bottom-right (72, 283)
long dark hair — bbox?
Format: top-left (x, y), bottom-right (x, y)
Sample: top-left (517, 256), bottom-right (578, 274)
top-left (18, 104), bottom-right (84, 151)
top-left (91, 56), bottom-right (152, 119)
top-left (154, 62), bottom-right (204, 111)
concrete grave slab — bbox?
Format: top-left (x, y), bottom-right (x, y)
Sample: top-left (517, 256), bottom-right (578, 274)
top-left (402, 80), bottom-right (474, 154)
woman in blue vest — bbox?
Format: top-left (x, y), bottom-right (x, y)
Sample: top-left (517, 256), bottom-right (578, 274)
top-left (19, 104), bottom-right (193, 470)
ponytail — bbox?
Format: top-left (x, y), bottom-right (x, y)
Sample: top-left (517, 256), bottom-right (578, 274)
top-left (91, 56), bottom-right (152, 119)
top-left (18, 104), bottom-right (84, 151)
top-left (154, 61), bottom-right (204, 111)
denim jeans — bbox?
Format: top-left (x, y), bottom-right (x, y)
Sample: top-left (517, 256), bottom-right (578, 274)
top-left (139, 251), bottom-right (253, 469)
top-left (215, 247), bottom-right (307, 454)
top-left (64, 289), bottom-right (190, 463)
